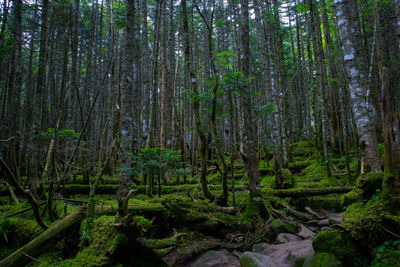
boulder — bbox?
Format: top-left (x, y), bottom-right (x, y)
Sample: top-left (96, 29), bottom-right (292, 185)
top-left (253, 240), bottom-right (314, 267)
top-left (312, 230), bottom-right (367, 267)
top-left (240, 252), bottom-right (277, 267)
top-left (297, 224), bottom-right (315, 239)
top-left (269, 219), bottom-right (297, 240)
top-left (328, 213), bottom-right (343, 225)
top-left (275, 233), bottom-right (301, 244)
top-left (188, 249), bottom-right (240, 267)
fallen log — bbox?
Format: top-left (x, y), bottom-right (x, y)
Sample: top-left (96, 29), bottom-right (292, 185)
top-left (1, 201), bottom-right (47, 219)
top-left (0, 206), bottom-right (86, 267)
top-left (271, 186), bottom-right (353, 198)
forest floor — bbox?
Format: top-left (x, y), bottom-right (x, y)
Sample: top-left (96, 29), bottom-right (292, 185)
top-left (1, 141), bottom-right (400, 266)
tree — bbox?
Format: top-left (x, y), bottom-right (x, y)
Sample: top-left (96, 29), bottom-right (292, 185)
top-left (240, 0), bottom-right (266, 218)
top-left (334, 0), bottom-right (381, 173)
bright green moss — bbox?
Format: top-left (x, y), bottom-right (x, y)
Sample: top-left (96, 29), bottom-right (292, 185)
top-left (309, 252), bottom-right (342, 267)
top-left (341, 188), bottom-right (363, 206)
top-left (62, 216), bottom-right (122, 266)
top-left (342, 198), bottom-right (388, 248)
top-left (313, 230), bottom-right (367, 266)
top-left (243, 191), bottom-right (266, 219)
top-left (281, 168), bottom-right (295, 188)
top-left (143, 237), bottom-right (177, 249)
top-left (292, 141), bottom-right (314, 157)
top-left (0, 218), bottom-right (43, 247)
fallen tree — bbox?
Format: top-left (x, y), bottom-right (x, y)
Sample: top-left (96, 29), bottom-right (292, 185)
top-left (0, 206), bottom-right (86, 267)
top-left (271, 186), bottom-right (353, 198)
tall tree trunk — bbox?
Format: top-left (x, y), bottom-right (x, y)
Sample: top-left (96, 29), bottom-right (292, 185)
top-left (182, 0), bottom-right (213, 201)
top-left (376, 0), bottom-right (400, 195)
top-left (118, 0), bottom-right (136, 195)
top-left (31, 0), bottom-right (50, 197)
top-left (308, 0), bottom-right (331, 176)
top-left (241, 0), bottom-right (266, 218)
top-left (334, 0), bottom-right (381, 173)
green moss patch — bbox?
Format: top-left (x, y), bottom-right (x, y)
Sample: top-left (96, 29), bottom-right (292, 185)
top-left (312, 230), bottom-right (367, 266)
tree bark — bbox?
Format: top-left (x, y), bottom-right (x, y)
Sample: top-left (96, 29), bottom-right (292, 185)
top-left (334, 0), bottom-right (381, 172)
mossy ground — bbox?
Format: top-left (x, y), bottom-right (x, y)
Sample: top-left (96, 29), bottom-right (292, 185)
top-left (2, 141), bottom-right (397, 266)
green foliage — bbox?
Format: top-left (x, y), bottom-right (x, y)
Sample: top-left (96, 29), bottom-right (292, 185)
top-left (41, 128), bottom-right (80, 139)
top-left (254, 103), bottom-right (275, 117)
top-left (128, 147), bottom-right (181, 176)
top-left (371, 240), bottom-right (400, 267)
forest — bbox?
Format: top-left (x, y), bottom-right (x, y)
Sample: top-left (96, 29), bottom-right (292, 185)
top-left (0, 0), bottom-right (400, 266)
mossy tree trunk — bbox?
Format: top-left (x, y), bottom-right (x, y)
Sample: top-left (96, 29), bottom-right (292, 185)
top-left (0, 206), bottom-right (86, 267)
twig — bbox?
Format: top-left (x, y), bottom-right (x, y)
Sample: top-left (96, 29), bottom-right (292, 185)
top-left (380, 225), bottom-right (400, 239)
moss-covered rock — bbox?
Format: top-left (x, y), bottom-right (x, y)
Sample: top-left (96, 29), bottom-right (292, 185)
top-left (303, 252), bottom-right (342, 267)
top-left (240, 251), bottom-right (277, 267)
top-left (342, 198), bottom-right (388, 249)
top-left (268, 219), bottom-right (297, 241)
top-left (341, 188), bottom-right (363, 206)
top-left (312, 230), bottom-right (367, 267)
top-left (356, 172), bottom-right (384, 198)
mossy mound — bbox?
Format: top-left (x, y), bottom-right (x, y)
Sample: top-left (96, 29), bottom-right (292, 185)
top-left (304, 252), bottom-right (342, 267)
top-left (268, 219), bottom-right (297, 241)
top-left (0, 218), bottom-right (43, 259)
top-left (57, 215), bottom-right (166, 267)
top-left (289, 160), bottom-right (314, 175)
top-left (292, 141), bottom-right (314, 157)
top-left (371, 241), bottom-right (400, 267)
top-left (299, 161), bottom-right (327, 180)
top-left (312, 230), bottom-right (367, 267)
top-left (342, 198), bottom-right (389, 249)
top-left (59, 216), bottom-right (121, 266)
top-left (356, 172), bottom-right (384, 198)
top-left (341, 188), bottom-right (363, 206)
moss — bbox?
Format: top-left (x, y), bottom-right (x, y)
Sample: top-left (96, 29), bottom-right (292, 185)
top-left (259, 167), bottom-right (274, 176)
top-left (27, 251), bottom-right (63, 267)
top-left (294, 256), bottom-right (306, 267)
top-left (309, 252), bottom-right (342, 267)
top-left (57, 246), bottom-right (110, 267)
top-left (371, 241), bottom-right (400, 267)
top-left (269, 219), bottom-right (297, 235)
top-left (288, 160), bottom-right (314, 175)
top-left (295, 195), bottom-right (342, 212)
top-left (280, 168), bottom-right (295, 189)
top-left (243, 191), bottom-right (266, 219)
top-left (312, 230), bottom-right (367, 266)
top-left (299, 160), bottom-right (326, 180)
top-left (341, 188), bottom-right (363, 206)
top-left (292, 141), bottom-right (314, 157)
top-left (342, 198), bottom-right (388, 248)
top-left (61, 216), bottom-right (122, 266)
top-left (261, 175), bottom-right (275, 186)
top-left (0, 218), bottom-right (43, 248)
top-left (143, 237), bottom-right (177, 249)
top-left (356, 172), bottom-right (384, 198)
